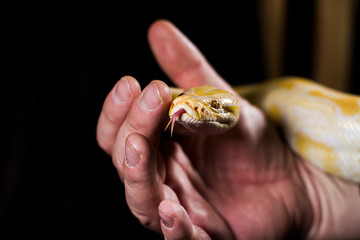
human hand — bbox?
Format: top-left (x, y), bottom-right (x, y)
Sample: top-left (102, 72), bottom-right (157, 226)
top-left (96, 20), bottom-right (360, 239)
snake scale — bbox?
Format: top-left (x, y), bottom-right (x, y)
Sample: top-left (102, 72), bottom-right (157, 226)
top-left (167, 77), bottom-right (360, 183)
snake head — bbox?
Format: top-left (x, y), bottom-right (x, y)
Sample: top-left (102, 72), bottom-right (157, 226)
top-left (166, 86), bottom-right (240, 135)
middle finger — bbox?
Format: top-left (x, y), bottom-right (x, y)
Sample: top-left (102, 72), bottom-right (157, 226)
top-left (112, 80), bottom-right (172, 179)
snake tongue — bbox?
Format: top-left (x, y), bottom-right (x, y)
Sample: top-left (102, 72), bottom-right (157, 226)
top-left (165, 109), bottom-right (186, 137)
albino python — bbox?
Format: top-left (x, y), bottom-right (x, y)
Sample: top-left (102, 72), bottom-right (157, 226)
top-left (167, 77), bottom-right (360, 183)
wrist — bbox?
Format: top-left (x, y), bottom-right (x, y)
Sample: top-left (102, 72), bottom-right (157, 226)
top-left (299, 160), bottom-right (360, 239)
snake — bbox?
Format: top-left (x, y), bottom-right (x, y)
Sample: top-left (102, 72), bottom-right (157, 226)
top-left (167, 77), bottom-right (360, 183)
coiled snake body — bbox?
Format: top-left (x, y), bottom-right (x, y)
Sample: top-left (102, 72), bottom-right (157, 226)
top-left (168, 77), bottom-right (360, 183)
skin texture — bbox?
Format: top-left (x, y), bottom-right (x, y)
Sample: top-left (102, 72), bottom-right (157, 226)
top-left (96, 20), bottom-right (360, 239)
top-left (171, 78), bottom-right (360, 183)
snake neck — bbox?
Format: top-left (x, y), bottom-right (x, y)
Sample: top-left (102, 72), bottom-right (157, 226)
top-left (233, 77), bottom-right (305, 123)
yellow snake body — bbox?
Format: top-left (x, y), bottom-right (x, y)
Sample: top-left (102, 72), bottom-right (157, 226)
top-left (168, 77), bottom-right (360, 183)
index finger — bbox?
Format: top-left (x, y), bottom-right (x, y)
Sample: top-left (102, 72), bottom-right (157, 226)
top-left (148, 20), bottom-right (233, 92)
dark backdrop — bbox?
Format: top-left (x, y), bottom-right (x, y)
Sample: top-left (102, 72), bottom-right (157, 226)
top-left (1, 1), bottom-right (358, 239)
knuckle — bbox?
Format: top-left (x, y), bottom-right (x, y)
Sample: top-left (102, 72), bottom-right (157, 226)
top-left (124, 174), bottom-right (141, 187)
top-left (126, 115), bottom-right (143, 132)
top-left (187, 207), bottom-right (210, 229)
top-left (103, 108), bottom-right (122, 127)
top-left (125, 175), bottom-right (157, 193)
top-left (129, 210), bottom-right (159, 231)
top-left (139, 215), bottom-right (158, 230)
top-left (96, 134), bottom-right (112, 154)
top-left (111, 148), bottom-right (124, 171)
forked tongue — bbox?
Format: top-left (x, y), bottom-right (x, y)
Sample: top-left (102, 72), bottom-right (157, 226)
top-left (165, 109), bottom-right (186, 137)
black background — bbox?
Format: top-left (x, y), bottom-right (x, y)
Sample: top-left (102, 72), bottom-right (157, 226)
top-left (1, 1), bottom-right (359, 239)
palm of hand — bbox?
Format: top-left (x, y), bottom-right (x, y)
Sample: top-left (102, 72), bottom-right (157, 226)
top-left (160, 99), bottom-right (311, 239)
top-left (96, 20), bottom-right (360, 240)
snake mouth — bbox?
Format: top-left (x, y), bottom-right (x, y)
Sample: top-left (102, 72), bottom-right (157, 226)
top-left (165, 108), bottom-right (186, 137)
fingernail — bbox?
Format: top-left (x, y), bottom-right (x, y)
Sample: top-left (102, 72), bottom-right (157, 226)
top-left (113, 77), bottom-right (132, 104)
top-left (125, 141), bottom-right (141, 168)
top-left (139, 83), bottom-right (163, 111)
top-left (159, 207), bottom-right (174, 229)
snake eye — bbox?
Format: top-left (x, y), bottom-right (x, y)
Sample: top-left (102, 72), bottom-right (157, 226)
top-left (211, 100), bottom-right (220, 109)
